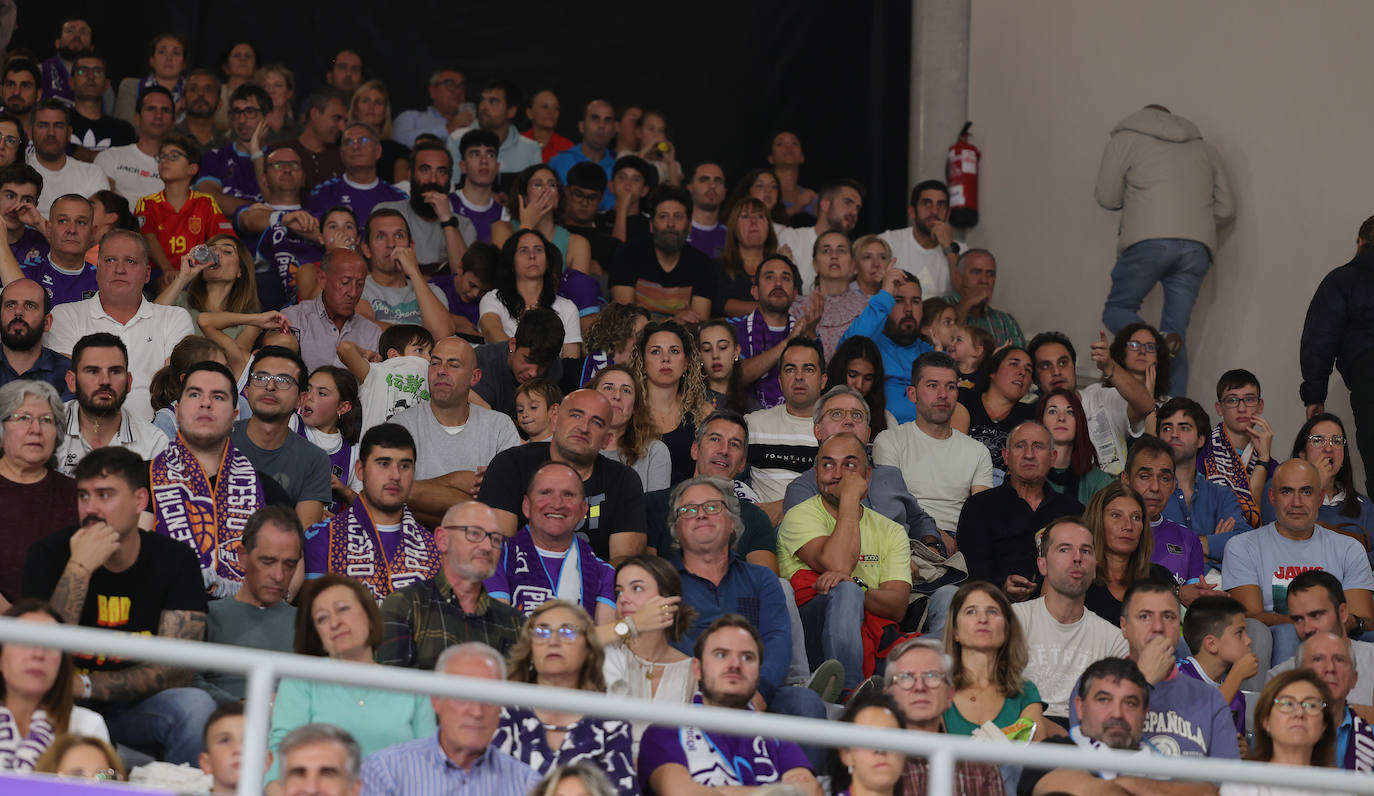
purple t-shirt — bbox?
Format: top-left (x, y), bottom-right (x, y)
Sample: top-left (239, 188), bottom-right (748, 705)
top-left (305, 176), bottom-right (407, 227)
top-left (200, 143), bottom-right (263, 201)
top-left (559, 268), bottom-right (605, 318)
top-left (427, 274), bottom-right (480, 326)
top-left (730, 310), bottom-right (790, 408)
top-left (483, 532), bottom-right (616, 617)
top-left (687, 222), bottom-right (727, 259)
top-left (1149, 517), bottom-right (1205, 584)
top-left (40, 56), bottom-right (74, 104)
top-left (453, 191), bottom-right (507, 243)
top-left (1070, 667), bottom-right (1240, 759)
top-left (638, 695), bottom-right (811, 788)
top-left (1178, 656), bottom-right (1246, 737)
top-left (254, 220), bottom-right (324, 306)
top-left (10, 227), bottom-right (50, 269)
top-left (24, 257), bottom-right (98, 306)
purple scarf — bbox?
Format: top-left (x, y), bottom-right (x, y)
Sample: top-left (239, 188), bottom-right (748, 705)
top-left (501, 527), bottom-right (604, 615)
top-left (1344, 708), bottom-right (1374, 771)
top-left (324, 499), bottom-right (439, 603)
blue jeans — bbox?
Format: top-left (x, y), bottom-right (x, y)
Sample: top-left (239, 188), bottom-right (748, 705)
top-left (1270, 624), bottom-right (1301, 672)
top-left (777, 578), bottom-right (811, 685)
top-left (96, 687), bottom-right (218, 765)
top-left (1102, 238), bottom-right (1212, 395)
top-left (768, 685), bottom-right (828, 768)
top-left (798, 579), bottom-right (865, 690)
top-left (923, 583), bottom-right (960, 638)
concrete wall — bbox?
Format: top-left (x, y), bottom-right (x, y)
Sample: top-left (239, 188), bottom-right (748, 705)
top-left (965, 0), bottom-right (1373, 479)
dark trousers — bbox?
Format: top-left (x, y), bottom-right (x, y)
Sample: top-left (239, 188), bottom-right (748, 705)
top-left (1350, 350), bottom-right (1374, 498)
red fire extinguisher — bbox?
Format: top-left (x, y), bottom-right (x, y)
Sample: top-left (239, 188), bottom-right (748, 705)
top-left (947, 121), bottom-right (979, 229)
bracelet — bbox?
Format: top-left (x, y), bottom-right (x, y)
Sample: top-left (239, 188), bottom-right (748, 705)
top-left (250, 150), bottom-right (264, 161)
top-left (68, 560), bottom-right (90, 576)
top-left (80, 673), bottom-right (93, 699)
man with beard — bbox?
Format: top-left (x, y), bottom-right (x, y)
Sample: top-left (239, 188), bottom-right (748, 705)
top-left (373, 139), bottom-right (475, 273)
top-left (276, 92), bottom-right (346, 194)
top-left (732, 255), bottom-right (821, 409)
top-left (548, 99), bottom-right (617, 211)
top-left (1013, 518), bottom-right (1129, 725)
top-left (609, 187), bottom-right (715, 324)
top-left (67, 52), bottom-right (135, 161)
top-left (775, 178), bottom-right (864, 288)
top-left (444, 80), bottom-right (541, 184)
top-left (230, 346), bottom-right (331, 532)
top-left (376, 499), bottom-right (525, 668)
top-left (324, 49), bottom-right (364, 94)
top-left (281, 248), bottom-right (381, 373)
top-left (841, 266), bottom-right (934, 423)
top-left (777, 432), bottom-right (912, 691)
top-left (26, 101), bottom-right (106, 215)
top-left (1156, 397), bottom-right (1252, 555)
top-left (480, 389), bottom-right (646, 564)
top-left (56, 332), bottom-right (167, 474)
top-left (0, 193), bottom-right (97, 308)
top-left (356, 209), bottom-right (453, 332)
top-left (390, 336), bottom-right (520, 529)
top-left (0, 278), bottom-right (70, 394)
top-left (0, 163), bottom-right (49, 269)
top-left (173, 69), bottom-right (225, 151)
top-left (685, 161), bottom-right (727, 258)
top-left (638, 615), bottom-right (822, 793)
top-left (39, 17), bottom-right (92, 105)
top-left (197, 84), bottom-right (272, 217)
top-left (95, 87), bottom-right (173, 204)
top-left (879, 179), bottom-right (962, 299)
top-left (303, 423), bottom-right (439, 602)
top-left (1, 59), bottom-right (39, 137)
top-left (305, 121), bottom-right (405, 226)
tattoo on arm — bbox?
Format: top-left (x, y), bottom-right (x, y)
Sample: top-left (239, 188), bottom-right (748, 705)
top-left (49, 563), bottom-right (92, 625)
top-left (87, 611), bottom-right (206, 702)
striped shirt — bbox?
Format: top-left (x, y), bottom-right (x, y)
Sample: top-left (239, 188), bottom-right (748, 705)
top-left (744, 404), bottom-right (820, 504)
top-left (361, 733), bottom-right (539, 796)
top-left (376, 571), bottom-right (524, 670)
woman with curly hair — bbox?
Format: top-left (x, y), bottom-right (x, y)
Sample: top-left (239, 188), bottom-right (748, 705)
top-left (590, 364), bottom-right (670, 491)
top-left (497, 600), bottom-right (637, 794)
top-left (631, 320), bottom-right (711, 485)
top-left (570, 303), bottom-right (651, 391)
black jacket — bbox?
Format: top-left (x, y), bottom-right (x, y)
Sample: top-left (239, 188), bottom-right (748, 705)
top-left (1300, 246), bottom-right (1374, 405)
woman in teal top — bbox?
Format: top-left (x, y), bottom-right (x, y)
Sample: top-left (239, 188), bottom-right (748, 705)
top-left (941, 581), bottom-right (1052, 739)
top-left (265, 574), bottom-right (435, 786)
top-left (1038, 388), bottom-right (1115, 506)
top-left (491, 164), bottom-right (591, 273)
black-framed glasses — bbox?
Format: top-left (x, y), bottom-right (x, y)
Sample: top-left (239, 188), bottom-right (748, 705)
top-left (1220, 395), bottom-right (1260, 408)
top-left (0, 135), bottom-right (18, 148)
top-left (441, 525), bottom-right (506, 548)
top-left (676, 500), bottom-right (726, 519)
top-left (229, 107), bottom-right (263, 118)
top-left (154, 150), bottom-right (188, 163)
top-left (889, 670), bottom-right (947, 690)
top-left (248, 371), bottom-right (299, 390)
top-left (1124, 340), bottom-right (1158, 353)
top-left (531, 624), bottom-right (582, 642)
top-left (1273, 696), bottom-right (1325, 715)
top-left (1308, 434), bottom-right (1346, 447)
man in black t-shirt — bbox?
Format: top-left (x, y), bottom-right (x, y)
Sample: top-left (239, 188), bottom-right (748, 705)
top-left (562, 161), bottom-right (624, 273)
top-left (479, 389), bottom-right (645, 564)
top-left (609, 186), bottom-right (715, 325)
top-left (472, 307), bottom-right (563, 420)
top-left (22, 446), bottom-right (214, 765)
top-left (596, 155), bottom-right (655, 245)
top-left (67, 53), bottom-right (135, 161)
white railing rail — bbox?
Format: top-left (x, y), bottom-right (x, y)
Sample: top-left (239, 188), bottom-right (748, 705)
top-left (2, 617), bottom-right (1370, 796)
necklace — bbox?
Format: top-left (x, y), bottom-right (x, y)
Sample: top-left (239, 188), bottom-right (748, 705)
top-left (628, 646), bottom-right (671, 680)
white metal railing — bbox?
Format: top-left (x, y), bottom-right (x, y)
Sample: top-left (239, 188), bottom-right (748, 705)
top-left (2, 617), bottom-right (1372, 796)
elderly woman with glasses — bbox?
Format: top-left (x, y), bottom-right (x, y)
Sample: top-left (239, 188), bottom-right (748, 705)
top-left (0, 380), bottom-right (78, 609)
top-left (495, 600), bottom-right (637, 794)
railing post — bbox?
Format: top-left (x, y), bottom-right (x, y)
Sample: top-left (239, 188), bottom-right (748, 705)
top-left (927, 746), bottom-right (955, 796)
top-left (238, 663), bottom-right (277, 796)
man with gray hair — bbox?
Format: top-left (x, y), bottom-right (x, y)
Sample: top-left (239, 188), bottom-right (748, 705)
top-left (278, 722), bottom-right (363, 796)
top-left (783, 384), bottom-right (943, 550)
top-left (281, 248), bottom-right (382, 373)
top-left (362, 642), bottom-right (539, 794)
top-left (392, 69), bottom-right (474, 148)
top-left (944, 248), bottom-right (1024, 347)
top-left (305, 120), bottom-right (406, 225)
top-left (883, 637), bottom-right (1003, 794)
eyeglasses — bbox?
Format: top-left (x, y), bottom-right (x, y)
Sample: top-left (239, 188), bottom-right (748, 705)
top-left (567, 189), bottom-right (601, 204)
top-left (154, 150), bottom-right (188, 163)
top-left (1308, 434), bottom-right (1346, 447)
top-left (824, 408), bottom-right (867, 423)
top-left (72, 66), bottom-right (106, 78)
top-left (267, 160), bottom-right (303, 171)
top-left (248, 371), bottom-right (299, 390)
top-left (228, 107), bottom-right (263, 118)
top-left (4, 412), bottom-right (56, 428)
top-left (676, 500), bottom-right (726, 519)
top-left (1124, 340), bottom-right (1158, 353)
top-left (1273, 696), bottom-right (1326, 715)
top-left (531, 624), bottom-right (582, 642)
top-left (888, 670), bottom-right (947, 690)
top-left (441, 525), bottom-right (506, 548)
top-left (342, 135), bottom-right (373, 147)
top-left (432, 78), bottom-right (463, 90)
top-left (0, 136), bottom-right (18, 148)
top-left (1220, 395), bottom-right (1260, 408)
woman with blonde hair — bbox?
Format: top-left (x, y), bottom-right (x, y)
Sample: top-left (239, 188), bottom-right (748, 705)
top-left (527, 761), bottom-right (618, 796)
top-left (349, 80), bottom-right (409, 184)
top-left (941, 580), bottom-right (1049, 739)
top-left (630, 320), bottom-right (711, 484)
top-left (497, 600), bottom-right (636, 794)
top-left (254, 64), bottom-right (299, 143)
top-left (590, 365), bottom-right (669, 491)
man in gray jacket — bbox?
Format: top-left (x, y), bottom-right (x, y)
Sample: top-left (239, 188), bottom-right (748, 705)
top-left (1096, 104), bottom-right (1234, 395)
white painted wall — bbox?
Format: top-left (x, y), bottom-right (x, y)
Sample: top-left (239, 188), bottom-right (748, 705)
top-left (965, 0), bottom-right (1373, 481)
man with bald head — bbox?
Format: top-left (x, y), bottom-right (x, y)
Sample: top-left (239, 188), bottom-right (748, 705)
top-left (1223, 458), bottom-right (1374, 670)
top-left (479, 388), bottom-right (647, 564)
top-left (956, 420), bottom-right (1082, 604)
top-left (391, 336), bottom-right (520, 529)
top-left (547, 100), bottom-right (616, 211)
top-left (0, 278), bottom-right (70, 395)
top-left (282, 247), bottom-right (382, 373)
top-left (377, 502), bottom-right (525, 669)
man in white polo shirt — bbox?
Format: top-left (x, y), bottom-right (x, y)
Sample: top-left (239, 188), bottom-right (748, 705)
top-left (55, 332), bottom-right (168, 474)
top-left (45, 229), bottom-right (194, 420)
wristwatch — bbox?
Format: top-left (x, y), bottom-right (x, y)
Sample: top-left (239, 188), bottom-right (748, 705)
top-left (439, 216), bottom-right (460, 229)
top-left (942, 242), bottom-right (960, 255)
top-left (1351, 616), bottom-right (1367, 638)
top-left (614, 618), bottom-right (638, 642)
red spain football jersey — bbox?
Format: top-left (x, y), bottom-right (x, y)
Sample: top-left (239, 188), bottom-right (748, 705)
top-left (135, 191), bottom-right (234, 269)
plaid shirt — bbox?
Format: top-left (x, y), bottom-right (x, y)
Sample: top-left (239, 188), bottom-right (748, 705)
top-left (943, 293), bottom-right (1026, 348)
top-left (376, 571), bottom-right (525, 670)
top-left (901, 756), bottom-right (1005, 796)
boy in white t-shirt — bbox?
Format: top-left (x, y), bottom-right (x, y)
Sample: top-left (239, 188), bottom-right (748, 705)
top-left (337, 324), bottom-right (434, 438)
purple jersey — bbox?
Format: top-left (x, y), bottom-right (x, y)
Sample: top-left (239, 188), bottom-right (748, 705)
top-left (483, 529), bottom-right (616, 617)
top-left (453, 191), bottom-right (507, 243)
top-left (1178, 656), bottom-right (1246, 737)
top-left (10, 227), bottom-right (50, 269)
top-left (638, 695), bottom-right (812, 787)
top-left (40, 56), bottom-right (74, 104)
top-left (687, 222), bottom-right (727, 259)
top-left (428, 274), bottom-right (481, 326)
top-left (255, 221), bottom-right (323, 305)
top-left (305, 176), bottom-right (407, 227)
top-left (23, 257), bottom-right (98, 307)
top-left (730, 310), bottom-right (791, 408)
top-left (200, 144), bottom-right (263, 202)
top-left (1149, 517), bottom-right (1205, 584)
top-left (559, 268), bottom-right (605, 319)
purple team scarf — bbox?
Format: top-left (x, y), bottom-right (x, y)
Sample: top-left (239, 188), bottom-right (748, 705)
top-left (732, 310), bottom-right (792, 408)
top-left (151, 436), bottom-right (264, 593)
top-left (501, 526), bottom-right (603, 615)
top-left (325, 499), bottom-right (439, 603)
top-left (1344, 708), bottom-right (1374, 771)
top-left (0, 707), bottom-right (54, 772)
top-left (1201, 422), bottom-right (1261, 527)
top-left (137, 74), bottom-right (184, 104)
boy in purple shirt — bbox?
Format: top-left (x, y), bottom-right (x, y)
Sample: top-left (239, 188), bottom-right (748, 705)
top-left (428, 241), bottom-right (498, 338)
top-left (1179, 595), bottom-right (1258, 737)
top-left (452, 129), bottom-right (508, 242)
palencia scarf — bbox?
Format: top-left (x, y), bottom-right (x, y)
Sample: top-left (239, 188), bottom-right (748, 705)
top-left (1202, 422), bottom-right (1262, 527)
top-left (325, 499), bottom-right (439, 602)
top-left (0, 707), bottom-right (55, 772)
top-left (151, 435), bottom-right (264, 598)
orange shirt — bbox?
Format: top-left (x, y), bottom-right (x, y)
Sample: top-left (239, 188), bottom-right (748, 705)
top-left (135, 190), bottom-right (233, 269)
